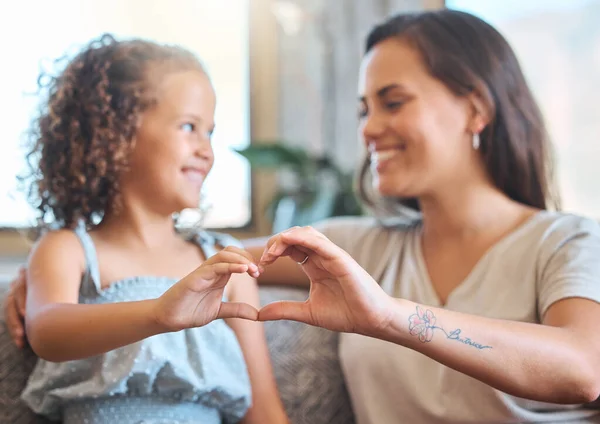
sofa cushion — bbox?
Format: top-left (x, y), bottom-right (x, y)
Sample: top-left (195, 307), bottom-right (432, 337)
top-left (0, 285), bottom-right (51, 423)
top-left (258, 286), bottom-right (355, 424)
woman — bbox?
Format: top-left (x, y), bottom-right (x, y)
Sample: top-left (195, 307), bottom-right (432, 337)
top-left (7, 9), bottom-right (600, 423)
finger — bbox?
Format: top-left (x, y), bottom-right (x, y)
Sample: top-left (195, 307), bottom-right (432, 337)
top-left (220, 246), bottom-right (257, 264)
top-left (262, 231), bottom-right (281, 255)
top-left (258, 229), bottom-right (297, 263)
top-left (205, 251), bottom-right (259, 276)
top-left (16, 276), bottom-right (27, 316)
top-left (208, 250), bottom-right (259, 270)
top-left (260, 227), bottom-right (336, 266)
top-left (217, 301), bottom-right (259, 321)
top-left (207, 249), bottom-right (251, 264)
top-left (194, 262), bottom-right (256, 284)
top-left (280, 227), bottom-right (339, 259)
top-left (219, 247), bottom-right (260, 277)
top-left (211, 262), bottom-right (250, 276)
top-left (10, 267), bottom-right (25, 290)
top-left (259, 245), bottom-right (310, 272)
top-left (285, 246), bottom-right (312, 264)
top-left (4, 295), bottom-right (25, 349)
top-left (259, 236), bottom-right (298, 266)
top-left (257, 300), bottom-right (311, 323)
top-left (5, 299), bottom-right (24, 348)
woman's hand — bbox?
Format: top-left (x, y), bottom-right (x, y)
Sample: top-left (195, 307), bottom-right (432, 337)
top-left (154, 246), bottom-right (261, 332)
top-left (257, 226), bottom-right (394, 335)
top-left (3, 266), bottom-right (28, 348)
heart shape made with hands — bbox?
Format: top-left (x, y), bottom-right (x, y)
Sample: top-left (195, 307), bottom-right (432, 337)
top-left (252, 226), bottom-right (393, 335)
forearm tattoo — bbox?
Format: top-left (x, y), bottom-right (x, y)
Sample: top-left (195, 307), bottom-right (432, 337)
top-left (408, 306), bottom-right (492, 350)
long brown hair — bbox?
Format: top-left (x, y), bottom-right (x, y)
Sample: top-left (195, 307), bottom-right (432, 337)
top-left (357, 9), bottom-right (560, 215)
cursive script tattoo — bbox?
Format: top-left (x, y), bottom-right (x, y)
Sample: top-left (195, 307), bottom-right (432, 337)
top-left (408, 306), bottom-right (492, 350)
top-left (442, 329), bottom-right (492, 350)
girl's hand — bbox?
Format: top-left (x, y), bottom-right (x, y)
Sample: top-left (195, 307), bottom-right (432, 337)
top-left (154, 246), bottom-right (260, 332)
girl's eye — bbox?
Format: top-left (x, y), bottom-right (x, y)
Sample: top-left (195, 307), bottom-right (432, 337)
top-left (181, 123), bottom-right (196, 132)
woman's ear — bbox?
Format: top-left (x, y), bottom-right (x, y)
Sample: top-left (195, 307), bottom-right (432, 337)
top-left (467, 90), bottom-right (491, 133)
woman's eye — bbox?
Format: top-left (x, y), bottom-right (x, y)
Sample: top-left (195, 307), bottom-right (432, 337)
top-left (387, 102), bottom-right (403, 110)
top-left (181, 123), bottom-right (196, 132)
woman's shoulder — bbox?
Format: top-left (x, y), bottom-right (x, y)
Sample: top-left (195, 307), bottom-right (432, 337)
top-left (541, 210), bottom-right (599, 230)
top-left (528, 210), bottom-right (600, 245)
top-left (312, 215), bottom-right (420, 242)
top-left (508, 211), bottom-right (600, 280)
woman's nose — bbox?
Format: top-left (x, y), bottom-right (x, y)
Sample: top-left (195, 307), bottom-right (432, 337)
top-left (360, 112), bottom-right (386, 143)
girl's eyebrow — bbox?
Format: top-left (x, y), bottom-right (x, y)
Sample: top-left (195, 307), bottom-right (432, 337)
top-left (179, 113), bottom-right (203, 121)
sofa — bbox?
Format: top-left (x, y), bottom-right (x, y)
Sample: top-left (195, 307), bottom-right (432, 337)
top-left (0, 284), bottom-right (356, 424)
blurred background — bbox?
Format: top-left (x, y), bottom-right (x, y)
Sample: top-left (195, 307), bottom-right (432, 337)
top-left (0, 0), bottom-right (598, 273)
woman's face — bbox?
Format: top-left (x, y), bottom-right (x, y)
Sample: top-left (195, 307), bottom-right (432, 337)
top-left (358, 38), bottom-right (484, 199)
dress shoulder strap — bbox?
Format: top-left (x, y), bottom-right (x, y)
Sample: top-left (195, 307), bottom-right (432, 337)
top-left (72, 222), bottom-right (102, 296)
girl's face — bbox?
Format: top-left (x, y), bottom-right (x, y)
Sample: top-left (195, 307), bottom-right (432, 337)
top-left (121, 68), bottom-right (216, 215)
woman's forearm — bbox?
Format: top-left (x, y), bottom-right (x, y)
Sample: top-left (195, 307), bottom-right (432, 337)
top-left (26, 300), bottom-right (164, 362)
top-left (377, 299), bottom-right (599, 404)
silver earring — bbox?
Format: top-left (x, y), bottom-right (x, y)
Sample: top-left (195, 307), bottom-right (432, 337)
top-left (472, 132), bottom-right (480, 150)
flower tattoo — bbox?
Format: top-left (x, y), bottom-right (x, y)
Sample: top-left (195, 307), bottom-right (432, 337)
top-left (408, 305), bottom-right (492, 350)
top-left (408, 306), bottom-right (436, 342)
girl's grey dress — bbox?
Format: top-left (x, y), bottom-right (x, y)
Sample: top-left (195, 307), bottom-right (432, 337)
top-left (21, 224), bottom-right (252, 424)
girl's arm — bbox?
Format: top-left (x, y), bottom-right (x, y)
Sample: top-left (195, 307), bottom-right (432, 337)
top-left (26, 231), bottom-right (259, 363)
top-left (26, 231), bottom-right (164, 362)
top-left (225, 273), bottom-right (289, 424)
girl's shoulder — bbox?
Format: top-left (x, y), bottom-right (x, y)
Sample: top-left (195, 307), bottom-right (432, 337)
top-left (28, 228), bottom-right (87, 275)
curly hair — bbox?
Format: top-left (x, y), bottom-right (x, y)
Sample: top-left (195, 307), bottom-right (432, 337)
top-left (22, 33), bottom-right (204, 230)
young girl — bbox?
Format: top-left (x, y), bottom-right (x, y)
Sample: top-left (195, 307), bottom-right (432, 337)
top-left (19, 34), bottom-right (288, 424)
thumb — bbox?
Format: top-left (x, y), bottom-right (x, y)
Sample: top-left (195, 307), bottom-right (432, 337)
top-left (217, 302), bottom-right (259, 321)
top-left (258, 301), bottom-right (311, 323)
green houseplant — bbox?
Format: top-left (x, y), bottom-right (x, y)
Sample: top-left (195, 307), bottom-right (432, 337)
top-left (234, 142), bottom-right (363, 232)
